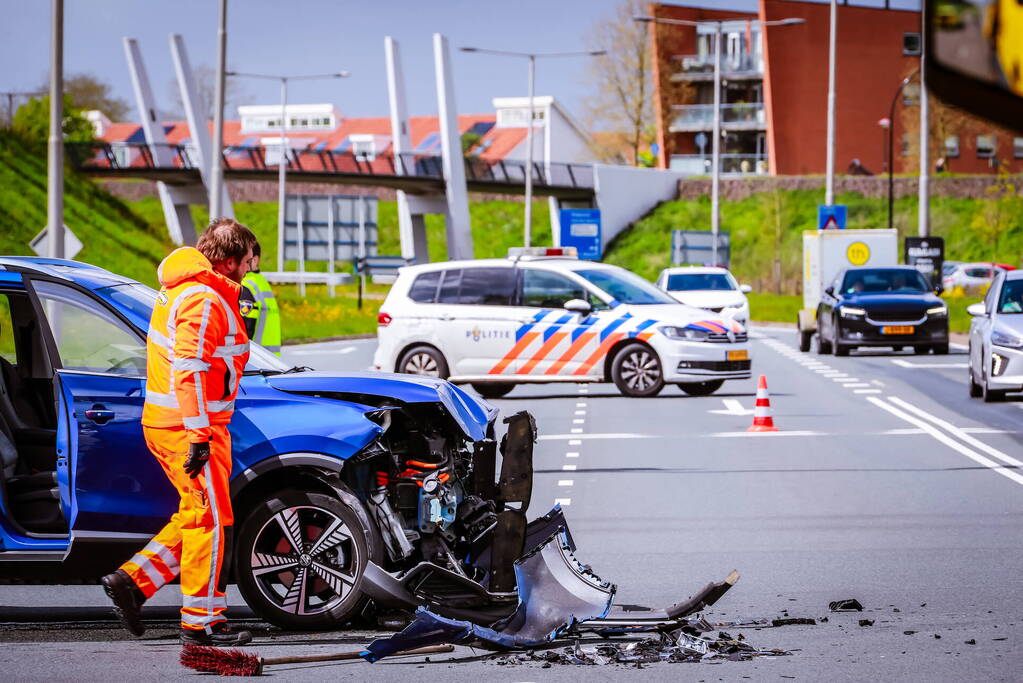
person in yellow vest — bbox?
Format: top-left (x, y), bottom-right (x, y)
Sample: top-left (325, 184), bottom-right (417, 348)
top-left (239, 242), bottom-right (282, 355)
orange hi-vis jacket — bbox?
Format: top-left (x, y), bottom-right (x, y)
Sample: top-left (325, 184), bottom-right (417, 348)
top-left (142, 247), bottom-right (250, 443)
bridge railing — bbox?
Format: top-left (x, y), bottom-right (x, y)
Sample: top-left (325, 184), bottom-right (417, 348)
top-left (66, 142), bottom-right (595, 189)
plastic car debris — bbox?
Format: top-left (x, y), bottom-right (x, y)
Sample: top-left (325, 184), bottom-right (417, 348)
top-left (771, 617), bottom-right (816, 626)
top-left (829, 598), bottom-right (864, 612)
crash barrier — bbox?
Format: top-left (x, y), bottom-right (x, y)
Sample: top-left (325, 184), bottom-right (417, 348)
top-left (748, 374), bottom-right (778, 432)
top-left (355, 255), bottom-right (407, 285)
top-left (64, 142), bottom-right (597, 191)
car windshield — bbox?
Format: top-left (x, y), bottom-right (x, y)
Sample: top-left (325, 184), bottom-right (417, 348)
top-left (840, 269), bottom-right (930, 295)
top-left (98, 282), bottom-right (290, 372)
top-left (574, 268), bottom-right (677, 305)
top-left (997, 279), bottom-right (1023, 314)
top-left (666, 272), bottom-right (737, 292)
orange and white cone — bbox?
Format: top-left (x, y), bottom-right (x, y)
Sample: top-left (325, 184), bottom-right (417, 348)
top-left (747, 375), bottom-right (778, 432)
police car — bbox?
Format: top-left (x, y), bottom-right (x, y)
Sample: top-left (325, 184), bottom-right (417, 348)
top-left (373, 248), bottom-right (752, 398)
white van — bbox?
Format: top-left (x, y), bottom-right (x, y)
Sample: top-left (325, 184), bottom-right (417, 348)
top-left (373, 249), bottom-right (751, 398)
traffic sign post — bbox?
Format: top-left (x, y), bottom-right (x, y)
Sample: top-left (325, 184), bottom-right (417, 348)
top-left (817, 204), bottom-right (847, 230)
top-left (559, 209), bottom-right (602, 261)
top-left (31, 225), bottom-right (82, 260)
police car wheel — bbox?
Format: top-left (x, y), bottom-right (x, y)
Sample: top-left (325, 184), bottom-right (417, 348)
top-left (612, 343), bottom-right (664, 397)
top-left (471, 383), bottom-right (515, 399)
top-left (677, 380), bottom-right (724, 396)
top-left (398, 345), bottom-right (449, 379)
top-left (235, 490), bottom-right (373, 630)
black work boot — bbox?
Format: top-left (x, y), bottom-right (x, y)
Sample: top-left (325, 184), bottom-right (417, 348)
top-left (180, 622), bottom-right (253, 647)
top-left (100, 569), bottom-right (147, 637)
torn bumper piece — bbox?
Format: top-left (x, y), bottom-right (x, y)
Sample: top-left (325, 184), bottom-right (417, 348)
top-left (361, 528), bottom-right (615, 662)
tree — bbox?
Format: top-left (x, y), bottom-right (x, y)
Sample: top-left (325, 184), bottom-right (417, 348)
top-left (582, 0), bottom-right (656, 166)
top-left (12, 94), bottom-right (94, 144)
top-left (37, 73), bottom-right (130, 122)
top-left (168, 64), bottom-right (250, 121)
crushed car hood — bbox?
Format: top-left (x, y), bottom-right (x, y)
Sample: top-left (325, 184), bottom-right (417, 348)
top-left (265, 371), bottom-right (497, 441)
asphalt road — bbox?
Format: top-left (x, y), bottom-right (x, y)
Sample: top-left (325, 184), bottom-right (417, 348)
top-left (2, 330), bottom-right (1021, 681)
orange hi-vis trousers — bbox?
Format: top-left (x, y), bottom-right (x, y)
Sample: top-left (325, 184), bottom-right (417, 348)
top-left (120, 424), bottom-right (234, 631)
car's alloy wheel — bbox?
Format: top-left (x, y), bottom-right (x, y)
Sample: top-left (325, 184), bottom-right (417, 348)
top-left (236, 491), bottom-right (372, 629)
top-left (398, 345), bottom-right (449, 379)
top-left (612, 343), bottom-right (664, 397)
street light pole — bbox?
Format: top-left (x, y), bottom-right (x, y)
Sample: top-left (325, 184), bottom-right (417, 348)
top-left (228, 71), bottom-right (349, 275)
top-left (824, 0), bottom-right (837, 207)
top-left (524, 55), bottom-right (536, 247)
top-left (711, 23), bottom-right (722, 266)
top-left (918, 17), bottom-right (929, 238)
top-left (459, 47), bottom-right (605, 248)
top-left (886, 71), bottom-right (917, 230)
top-left (210, 0), bottom-right (228, 219)
top-left (48, 0), bottom-right (64, 259)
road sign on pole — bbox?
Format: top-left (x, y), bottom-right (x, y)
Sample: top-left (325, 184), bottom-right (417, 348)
top-left (817, 204), bottom-right (847, 230)
top-left (31, 224), bottom-right (82, 260)
top-left (559, 209), bottom-right (602, 260)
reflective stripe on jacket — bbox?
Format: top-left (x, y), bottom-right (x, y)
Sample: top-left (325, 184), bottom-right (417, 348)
top-left (241, 271), bottom-right (281, 354)
top-left (142, 247), bottom-right (250, 443)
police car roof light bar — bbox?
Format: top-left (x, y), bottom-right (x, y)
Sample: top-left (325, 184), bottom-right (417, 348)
top-left (508, 247), bottom-right (578, 261)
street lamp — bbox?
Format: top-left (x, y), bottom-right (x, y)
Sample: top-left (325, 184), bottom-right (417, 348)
top-left (877, 117), bottom-right (891, 174)
top-left (459, 47), bottom-right (605, 248)
top-left (883, 70), bottom-right (918, 230)
top-left (227, 70), bottom-right (349, 273)
top-left (634, 15), bottom-right (803, 267)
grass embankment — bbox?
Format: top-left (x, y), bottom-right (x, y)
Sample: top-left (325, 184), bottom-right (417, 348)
top-left (604, 187), bottom-right (1016, 332)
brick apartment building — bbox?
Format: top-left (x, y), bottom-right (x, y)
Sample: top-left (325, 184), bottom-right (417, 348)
top-left (649, 0), bottom-right (1023, 176)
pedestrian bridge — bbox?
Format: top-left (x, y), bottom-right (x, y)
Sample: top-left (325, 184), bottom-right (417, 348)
top-left (65, 142), bottom-right (596, 201)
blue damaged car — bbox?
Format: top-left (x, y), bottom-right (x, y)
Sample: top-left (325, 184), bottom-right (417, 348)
top-left (0, 257), bottom-right (514, 630)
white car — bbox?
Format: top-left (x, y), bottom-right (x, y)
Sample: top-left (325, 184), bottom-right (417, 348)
top-left (373, 248), bottom-right (751, 398)
top-left (655, 266), bottom-right (751, 325)
top-left (968, 269), bottom-right (1023, 401)
top-left (942, 262), bottom-right (1005, 297)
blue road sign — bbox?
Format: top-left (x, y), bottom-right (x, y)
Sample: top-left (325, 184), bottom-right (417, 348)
top-left (818, 204), bottom-right (847, 230)
top-left (559, 209), bottom-right (602, 260)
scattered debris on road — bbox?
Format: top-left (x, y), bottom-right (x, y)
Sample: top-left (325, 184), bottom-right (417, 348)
top-left (859, 619), bottom-right (874, 627)
top-left (829, 599), bottom-right (864, 612)
top-left (772, 617), bottom-right (817, 627)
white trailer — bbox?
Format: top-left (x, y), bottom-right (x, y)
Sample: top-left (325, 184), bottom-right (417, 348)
top-left (797, 229), bottom-right (898, 351)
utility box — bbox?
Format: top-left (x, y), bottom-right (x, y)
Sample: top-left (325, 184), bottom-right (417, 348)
top-left (797, 229), bottom-right (898, 350)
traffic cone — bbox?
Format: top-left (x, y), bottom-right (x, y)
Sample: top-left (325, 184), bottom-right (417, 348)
top-left (747, 375), bottom-right (778, 432)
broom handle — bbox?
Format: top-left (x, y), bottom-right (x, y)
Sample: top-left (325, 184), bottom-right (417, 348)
top-left (261, 644), bottom-right (454, 666)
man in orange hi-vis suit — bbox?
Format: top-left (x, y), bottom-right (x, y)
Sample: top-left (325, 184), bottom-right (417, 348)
top-left (101, 219), bottom-right (256, 647)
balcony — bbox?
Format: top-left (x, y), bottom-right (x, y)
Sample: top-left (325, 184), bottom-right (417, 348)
top-left (671, 53), bottom-right (763, 82)
top-left (669, 103), bottom-right (766, 133)
top-left (669, 154), bottom-right (768, 176)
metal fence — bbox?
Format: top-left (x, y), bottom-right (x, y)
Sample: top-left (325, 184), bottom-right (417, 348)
top-left (65, 141), bottom-right (596, 189)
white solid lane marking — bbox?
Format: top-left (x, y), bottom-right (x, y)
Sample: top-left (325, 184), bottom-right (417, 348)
top-left (854, 389), bottom-right (882, 394)
top-left (554, 498), bottom-right (572, 506)
top-left (709, 398), bottom-right (755, 416)
top-left (562, 464), bottom-right (577, 471)
top-left (887, 396), bottom-right (1023, 469)
top-left (711, 430), bottom-right (822, 437)
top-left (891, 359), bottom-right (968, 368)
top-left (557, 480), bottom-right (574, 487)
top-left (539, 433), bottom-right (648, 441)
top-left (868, 397), bottom-right (1023, 488)
top-left (566, 451), bottom-right (580, 457)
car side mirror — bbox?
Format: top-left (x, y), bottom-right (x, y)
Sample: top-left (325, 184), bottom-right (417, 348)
top-left (563, 298), bottom-right (592, 316)
top-left (934, 285), bottom-right (944, 295)
top-left (739, 284), bottom-right (752, 294)
top-left (967, 302), bottom-right (987, 317)
top-left (825, 286), bottom-right (834, 297)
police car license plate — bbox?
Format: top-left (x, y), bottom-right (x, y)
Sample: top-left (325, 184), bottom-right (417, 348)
top-left (726, 350), bottom-right (749, 361)
top-left (882, 325), bottom-right (914, 335)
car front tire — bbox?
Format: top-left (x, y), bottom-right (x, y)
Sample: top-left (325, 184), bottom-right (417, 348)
top-left (397, 345), bottom-right (449, 379)
top-left (235, 490), bottom-right (374, 630)
top-left (968, 357), bottom-right (983, 398)
top-left (982, 364), bottom-right (1006, 403)
top-left (611, 343), bottom-right (664, 397)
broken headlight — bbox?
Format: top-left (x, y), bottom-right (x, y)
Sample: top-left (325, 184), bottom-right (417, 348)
top-left (659, 325), bottom-right (709, 341)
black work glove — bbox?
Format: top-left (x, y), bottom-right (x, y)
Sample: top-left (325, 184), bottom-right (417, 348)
top-left (184, 441), bottom-right (211, 479)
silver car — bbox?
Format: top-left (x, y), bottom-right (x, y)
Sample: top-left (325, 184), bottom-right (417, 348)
top-left (968, 270), bottom-right (1023, 401)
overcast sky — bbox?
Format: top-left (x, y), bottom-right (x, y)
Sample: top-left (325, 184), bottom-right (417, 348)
top-left (1, 0), bottom-right (921, 123)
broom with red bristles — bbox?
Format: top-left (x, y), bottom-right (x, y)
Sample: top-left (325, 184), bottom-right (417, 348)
top-left (180, 643), bottom-right (454, 676)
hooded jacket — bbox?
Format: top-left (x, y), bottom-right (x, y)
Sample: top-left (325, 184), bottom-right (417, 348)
top-left (142, 247), bottom-right (250, 443)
